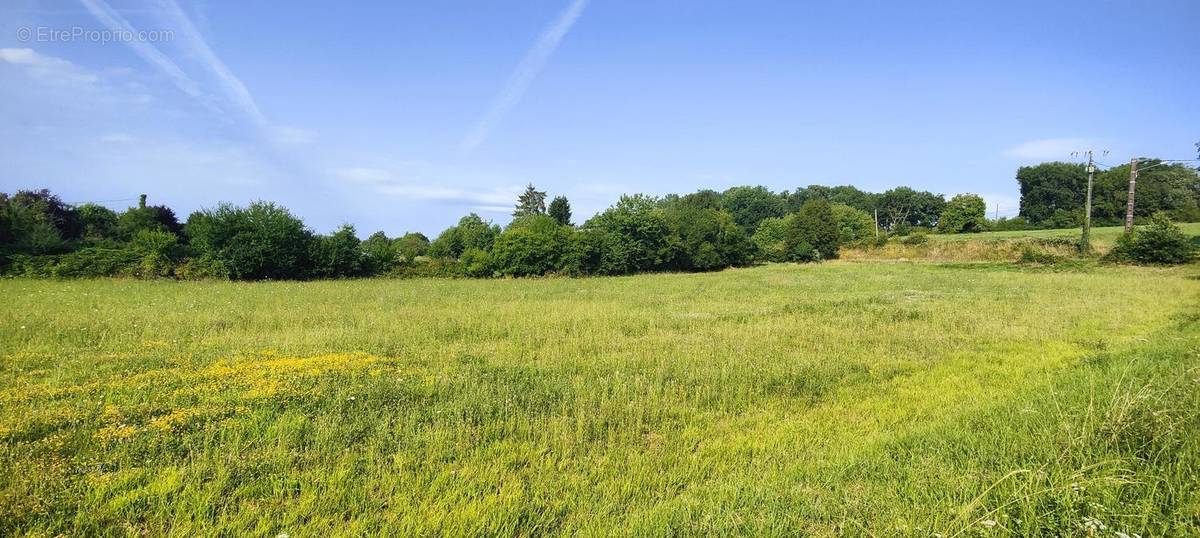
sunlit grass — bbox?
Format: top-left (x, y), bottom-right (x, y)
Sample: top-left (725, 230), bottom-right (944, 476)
top-left (2, 262), bottom-right (1198, 535)
top-left (928, 222), bottom-right (1200, 247)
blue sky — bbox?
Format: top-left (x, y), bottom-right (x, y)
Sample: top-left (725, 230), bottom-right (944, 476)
top-left (1, 0), bottom-right (1197, 236)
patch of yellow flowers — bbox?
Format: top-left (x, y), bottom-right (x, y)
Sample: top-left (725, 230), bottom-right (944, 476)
top-left (86, 351), bottom-right (386, 445)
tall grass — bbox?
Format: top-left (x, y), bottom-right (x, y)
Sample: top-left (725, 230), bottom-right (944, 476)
top-left (1, 262), bottom-right (1198, 535)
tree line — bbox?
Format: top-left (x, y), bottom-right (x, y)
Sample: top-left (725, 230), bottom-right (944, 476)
top-left (1015, 160), bottom-right (1200, 229)
top-left (2, 159), bottom-right (1196, 280)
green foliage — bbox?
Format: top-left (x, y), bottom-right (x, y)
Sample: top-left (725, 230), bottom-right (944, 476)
top-left (877, 186), bottom-right (945, 229)
top-left (428, 214), bottom-right (499, 259)
top-left (130, 229), bottom-right (182, 278)
top-left (720, 185), bottom-right (786, 233)
top-left (1106, 213), bottom-right (1196, 264)
top-left (661, 207), bottom-right (750, 271)
top-left (751, 215), bottom-right (793, 262)
top-left (174, 255), bottom-right (229, 280)
top-left (459, 247), bottom-right (494, 277)
top-left (184, 202), bottom-right (315, 280)
top-left (0, 192), bottom-right (71, 255)
top-left (1093, 161), bottom-right (1200, 225)
top-left (830, 203), bottom-right (875, 245)
top-left (118, 205), bottom-right (183, 239)
top-left (1017, 162), bottom-right (1088, 225)
top-left (900, 231), bottom-right (929, 245)
top-left (584, 195), bottom-right (671, 273)
top-left (310, 225), bottom-right (363, 278)
top-left (787, 198), bottom-right (839, 261)
top-left (76, 204), bottom-right (119, 241)
top-left (989, 216), bottom-right (1033, 231)
top-left (548, 196), bottom-right (572, 226)
top-left (677, 189), bottom-right (724, 210)
top-left (513, 183), bottom-right (547, 218)
top-left (786, 184), bottom-right (879, 214)
top-left (395, 232), bottom-right (430, 260)
top-left (490, 215), bottom-right (570, 276)
top-left (938, 193), bottom-right (987, 233)
top-left (563, 228), bottom-right (623, 276)
top-left (361, 231), bottom-right (399, 274)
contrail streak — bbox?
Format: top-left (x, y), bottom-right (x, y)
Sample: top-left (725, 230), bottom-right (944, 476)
top-left (460, 0), bottom-right (588, 154)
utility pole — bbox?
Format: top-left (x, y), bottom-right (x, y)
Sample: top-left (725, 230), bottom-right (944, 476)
top-left (1124, 158), bottom-right (1138, 232)
top-left (1084, 150), bottom-right (1094, 253)
top-left (873, 209), bottom-right (879, 238)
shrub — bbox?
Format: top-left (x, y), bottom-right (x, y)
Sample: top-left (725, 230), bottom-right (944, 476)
top-left (361, 231), bottom-right (399, 274)
top-left (395, 232), bottom-right (430, 261)
top-left (1106, 213), bottom-right (1196, 264)
top-left (661, 206), bottom-right (750, 271)
top-left (459, 247), bottom-right (494, 277)
top-left (310, 225), bottom-right (363, 278)
top-left (900, 232), bottom-right (928, 246)
top-left (77, 204), bottom-right (119, 241)
top-left (584, 195), bottom-right (672, 273)
top-left (184, 202), bottom-right (315, 280)
top-left (129, 229), bottom-right (182, 278)
top-left (751, 215), bottom-right (792, 262)
top-left (428, 214), bottom-right (499, 259)
top-left (790, 241), bottom-right (819, 263)
top-left (786, 198), bottom-right (839, 261)
top-left (175, 255), bottom-right (229, 280)
top-left (938, 194), bottom-right (987, 233)
top-left (563, 228), bottom-right (624, 276)
top-left (831, 204), bottom-right (875, 245)
top-left (491, 215), bottom-right (570, 276)
top-left (990, 216), bottom-right (1034, 232)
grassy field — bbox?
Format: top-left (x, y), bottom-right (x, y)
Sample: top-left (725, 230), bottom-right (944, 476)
top-left (927, 222), bottom-right (1200, 247)
top-left (841, 222), bottom-right (1200, 262)
top-left (2, 262), bottom-right (1200, 535)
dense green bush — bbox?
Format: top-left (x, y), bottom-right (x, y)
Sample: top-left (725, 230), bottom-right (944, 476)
top-left (900, 231), bottom-right (929, 245)
top-left (720, 185), bottom-right (786, 233)
top-left (787, 198), bottom-right (839, 261)
top-left (491, 215), bottom-right (570, 276)
top-left (360, 231), bottom-right (399, 274)
top-left (310, 225), bottom-right (363, 278)
top-left (989, 216), bottom-right (1034, 231)
top-left (661, 206), bottom-right (750, 271)
top-left (938, 194), bottom-right (987, 233)
top-left (185, 202), bottom-right (315, 280)
top-left (174, 255), bottom-right (229, 280)
top-left (428, 214), bottom-right (499, 259)
top-left (77, 204), bottom-right (119, 241)
top-left (1106, 213), bottom-right (1196, 264)
top-left (831, 204), bottom-right (875, 245)
top-left (584, 195), bottom-right (672, 273)
top-left (566, 228), bottom-right (645, 276)
top-left (751, 215), bottom-right (792, 262)
top-left (395, 232), bottom-right (430, 261)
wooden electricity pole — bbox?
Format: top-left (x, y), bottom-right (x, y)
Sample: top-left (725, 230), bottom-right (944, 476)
top-left (1124, 158), bottom-right (1138, 232)
top-left (873, 209), bottom-right (879, 238)
top-left (1080, 151), bottom-right (1095, 251)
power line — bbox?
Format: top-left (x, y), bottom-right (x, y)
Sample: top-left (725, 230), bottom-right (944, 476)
top-left (67, 197), bottom-right (140, 205)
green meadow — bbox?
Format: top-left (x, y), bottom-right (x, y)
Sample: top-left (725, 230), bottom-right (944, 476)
top-left (927, 222), bottom-right (1200, 248)
top-left (2, 261), bottom-right (1199, 536)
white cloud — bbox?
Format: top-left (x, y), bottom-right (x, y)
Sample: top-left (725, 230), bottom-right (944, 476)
top-left (1003, 138), bottom-right (1095, 161)
top-left (333, 166), bottom-right (522, 207)
top-left (460, 0), bottom-right (589, 153)
top-left (0, 47), bottom-right (99, 85)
